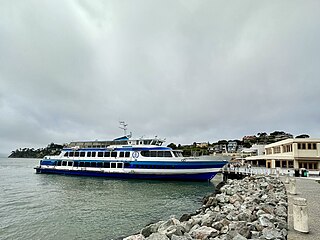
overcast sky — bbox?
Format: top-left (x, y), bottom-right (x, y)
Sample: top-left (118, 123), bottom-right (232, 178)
top-left (1, 0), bottom-right (320, 155)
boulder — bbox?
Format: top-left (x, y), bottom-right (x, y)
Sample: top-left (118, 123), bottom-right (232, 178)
top-left (146, 233), bottom-right (169, 240)
top-left (190, 226), bottom-right (219, 239)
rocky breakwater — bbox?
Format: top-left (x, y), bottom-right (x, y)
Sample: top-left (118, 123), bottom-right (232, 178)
top-left (124, 176), bottom-right (288, 240)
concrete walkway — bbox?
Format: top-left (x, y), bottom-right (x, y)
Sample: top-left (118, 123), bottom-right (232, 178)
top-left (284, 177), bottom-right (320, 240)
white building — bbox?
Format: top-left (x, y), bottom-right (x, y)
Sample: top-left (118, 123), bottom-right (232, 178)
top-left (246, 138), bottom-right (320, 169)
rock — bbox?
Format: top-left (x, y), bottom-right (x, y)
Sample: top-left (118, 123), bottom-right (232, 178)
top-left (190, 226), bottom-right (219, 239)
top-left (229, 194), bottom-right (242, 204)
top-left (141, 222), bottom-right (164, 237)
top-left (220, 225), bottom-right (229, 234)
top-left (232, 233), bottom-right (247, 240)
top-left (179, 214), bottom-right (191, 222)
top-left (250, 231), bottom-right (260, 238)
top-left (258, 216), bottom-right (274, 228)
top-left (216, 194), bottom-right (226, 203)
top-left (180, 221), bottom-right (192, 233)
top-left (275, 206), bottom-right (287, 218)
top-left (212, 222), bottom-right (224, 231)
top-left (171, 234), bottom-right (193, 240)
top-left (123, 234), bottom-right (146, 240)
top-left (158, 219), bottom-right (178, 233)
top-left (159, 225), bottom-right (184, 238)
top-left (205, 197), bottom-right (218, 208)
top-left (262, 227), bottom-right (282, 240)
top-left (146, 232), bottom-right (169, 240)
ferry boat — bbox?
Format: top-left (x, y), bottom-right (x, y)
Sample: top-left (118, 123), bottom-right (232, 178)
top-left (34, 129), bottom-right (228, 181)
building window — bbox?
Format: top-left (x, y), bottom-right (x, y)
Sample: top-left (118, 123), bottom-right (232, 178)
top-left (266, 148), bottom-right (272, 155)
top-left (283, 144), bottom-right (292, 153)
top-left (274, 146), bottom-right (281, 154)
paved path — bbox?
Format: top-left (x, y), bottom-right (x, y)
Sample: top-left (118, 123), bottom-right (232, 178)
top-left (284, 177), bottom-right (320, 240)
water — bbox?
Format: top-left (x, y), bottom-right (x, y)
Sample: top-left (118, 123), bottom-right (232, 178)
top-left (0, 158), bottom-right (215, 240)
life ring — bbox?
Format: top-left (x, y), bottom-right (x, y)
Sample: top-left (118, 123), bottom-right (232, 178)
top-left (132, 151), bottom-right (139, 159)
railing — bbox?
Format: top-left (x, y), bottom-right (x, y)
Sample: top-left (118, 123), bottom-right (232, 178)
top-left (221, 166), bottom-right (320, 177)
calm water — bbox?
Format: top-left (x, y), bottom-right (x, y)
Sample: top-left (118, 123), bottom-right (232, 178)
top-left (0, 158), bottom-right (215, 240)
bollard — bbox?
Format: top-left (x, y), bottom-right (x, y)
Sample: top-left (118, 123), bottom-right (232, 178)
top-left (276, 167), bottom-right (280, 178)
top-left (285, 174), bottom-right (289, 184)
top-left (293, 197), bottom-right (309, 233)
top-left (289, 178), bottom-right (297, 195)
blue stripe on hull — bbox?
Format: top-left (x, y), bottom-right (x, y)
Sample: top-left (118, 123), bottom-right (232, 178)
top-left (35, 168), bottom-right (217, 181)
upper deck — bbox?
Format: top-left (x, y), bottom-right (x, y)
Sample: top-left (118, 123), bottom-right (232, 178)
top-left (67, 136), bottom-right (165, 149)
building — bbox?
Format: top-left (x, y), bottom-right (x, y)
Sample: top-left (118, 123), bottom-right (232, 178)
top-left (246, 138), bottom-right (320, 169)
top-left (196, 142), bottom-right (209, 148)
top-left (213, 144), bottom-right (227, 154)
top-left (227, 141), bottom-right (238, 153)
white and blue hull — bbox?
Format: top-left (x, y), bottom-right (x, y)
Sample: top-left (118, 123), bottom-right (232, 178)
top-left (35, 142), bottom-right (228, 181)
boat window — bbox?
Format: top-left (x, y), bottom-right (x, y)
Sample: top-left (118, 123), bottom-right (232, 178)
top-left (64, 152), bottom-right (68, 157)
top-left (164, 151), bottom-right (172, 157)
top-left (75, 152), bottom-right (80, 157)
top-left (73, 161), bottom-right (79, 167)
top-left (158, 151), bottom-right (164, 157)
top-left (80, 152), bottom-right (85, 157)
top-left (111, 162), bottom-right (116, 168)
top-left (87, 152), bottom-right (92, 157)
top-left (69, 152), bottom-right (74, 157)
top-left (141, 151), bottom-right (150, 157)
top-left (111, 152), bottom-right (117, 158)
top-left (91, 162), bottom-right (96, 167)
top-left (79, 162), bottom-right (84, 167)
top-left (150, 151), bottom-right (157, 157)
top-left (85, 162), bottom-right (90, 167)
top-left (68, 161), bottom-right (73, 166)
top-left (98, 152), bottom-right (103, 157)
top-left (125, 152), bottom-right (130, 157)
top-left (92, 152), bottom-right (96, 157)
top-left (117, 162), bottom-right (124, 168)
top-left (104, 152), bottom-right (110, 157)
top-left (56, 160), bottom-right (62, 166)
top-left (97, 162), bottom-right (102, 168)
top-left (119, 152), bottom-right (125, 158)
top-left (103, 162), bottom-right (110, 168)
top-left (173, 151), bottom-right (183, 157)
top-left (62, 161), bottom-right (67, 166)
top-left (124, 162), bottom-right (130, 168)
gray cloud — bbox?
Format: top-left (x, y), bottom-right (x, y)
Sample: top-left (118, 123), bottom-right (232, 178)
top-left (1, 0), bottom-right (320, 154)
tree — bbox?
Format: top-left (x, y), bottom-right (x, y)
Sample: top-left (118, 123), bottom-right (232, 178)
top-left (296, 134), bottom-right (310, 138)
top-left (167, 143), bottom-right (177, 149)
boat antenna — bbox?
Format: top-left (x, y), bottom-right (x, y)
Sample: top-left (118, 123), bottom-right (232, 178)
top-left (119, 121), bottom-right (128, 136)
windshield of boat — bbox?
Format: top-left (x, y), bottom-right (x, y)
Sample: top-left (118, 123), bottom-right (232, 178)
top-left (173, 151), bottom-right (183, 157)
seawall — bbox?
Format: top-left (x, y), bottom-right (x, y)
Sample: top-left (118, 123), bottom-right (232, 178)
top-left (123, 175), bottom-right (288, 240)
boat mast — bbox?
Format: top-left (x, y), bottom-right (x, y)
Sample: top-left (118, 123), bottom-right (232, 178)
top-left (119, 121), bottom-right (128, 136)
